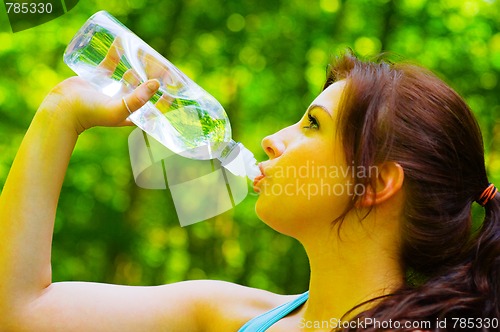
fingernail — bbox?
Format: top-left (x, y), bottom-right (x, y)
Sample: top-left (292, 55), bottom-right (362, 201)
top-left (147, 79), bottom-right (160, 91)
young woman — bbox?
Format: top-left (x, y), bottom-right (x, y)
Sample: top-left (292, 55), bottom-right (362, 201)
top-left (0, 51), bottom-right (498, 331)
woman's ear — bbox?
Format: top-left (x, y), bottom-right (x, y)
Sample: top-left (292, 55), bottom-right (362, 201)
top-left (356, 162), bottom-right (404, 207)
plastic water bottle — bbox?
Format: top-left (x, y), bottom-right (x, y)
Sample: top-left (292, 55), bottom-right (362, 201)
top-left (63, 11), bottom-right (260, 180)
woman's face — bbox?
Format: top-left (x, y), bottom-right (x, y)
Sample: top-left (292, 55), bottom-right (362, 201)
top-left (255, 80), bottom-right (352, 237)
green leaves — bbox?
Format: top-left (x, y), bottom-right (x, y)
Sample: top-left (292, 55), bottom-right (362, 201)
top-left (0, 0), bottom-right (498, 293)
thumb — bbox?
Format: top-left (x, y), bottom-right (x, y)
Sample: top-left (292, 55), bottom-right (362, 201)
top-left (123, 79), bottom-right (160, 114)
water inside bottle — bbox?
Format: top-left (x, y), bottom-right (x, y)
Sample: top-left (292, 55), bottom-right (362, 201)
top-left (128, 96), bottom-right (230, 160)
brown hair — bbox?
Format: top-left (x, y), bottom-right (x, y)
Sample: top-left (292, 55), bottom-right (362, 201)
top-left (326, 51), bottom-right (499, 330)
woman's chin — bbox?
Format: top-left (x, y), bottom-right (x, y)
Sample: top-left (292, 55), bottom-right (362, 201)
top-left (255, 198), bottom-right (299, 237)
top-left (254, 196), bottom-right (268, 222)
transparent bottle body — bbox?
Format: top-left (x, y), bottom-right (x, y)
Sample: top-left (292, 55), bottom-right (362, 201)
top-left (64, 11), bottom-right (261, 181)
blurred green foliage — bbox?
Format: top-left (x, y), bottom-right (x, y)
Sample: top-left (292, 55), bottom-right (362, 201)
top-left (0, 0), bottom-right (499, 294)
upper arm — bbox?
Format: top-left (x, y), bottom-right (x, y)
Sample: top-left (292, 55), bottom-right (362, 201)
top-left (9, 279), bottom-right (279, 332)
top-left (13, 281), bottom-right (204, 332)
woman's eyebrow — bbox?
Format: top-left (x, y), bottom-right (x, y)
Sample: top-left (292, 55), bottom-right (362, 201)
top-left (307, 104), bottom-right (332, 118)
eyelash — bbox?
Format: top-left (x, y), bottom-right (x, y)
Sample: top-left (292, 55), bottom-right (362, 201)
top-left (303, 113), bottom-right (319, 130)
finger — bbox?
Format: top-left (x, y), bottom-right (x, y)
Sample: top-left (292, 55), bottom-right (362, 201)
top-left (123, 79), bottom-right (160, 114)
top-left (117, 84), bottom-right (169, 127)
top-left (122, 68), bottom-right (142, 88)
top-left (116, 92), bottom-right (167, 127)
top-left (98, 37), bottom-right (124, 74)
top-left (115, 117), bottom-right (135, 127)
top-left (144, 53), bottom-right (169, 79)
top-left (139, 50), bottom-right (176, 87)
top-left (154, 93), bottom-right (174, 114)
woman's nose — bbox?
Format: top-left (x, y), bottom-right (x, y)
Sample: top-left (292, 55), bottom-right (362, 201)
top-left (261, 132), bottom-right (286, 159)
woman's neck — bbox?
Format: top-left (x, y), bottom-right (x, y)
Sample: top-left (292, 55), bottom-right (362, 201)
top-left (299, 219), bottom-right (404, 329)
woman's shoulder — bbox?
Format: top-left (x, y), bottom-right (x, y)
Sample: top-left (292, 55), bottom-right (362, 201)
top-left (180, 279), bottom-right (298, 332)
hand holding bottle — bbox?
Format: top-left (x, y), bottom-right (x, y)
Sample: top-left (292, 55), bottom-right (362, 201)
top-left (38, 76), bottom-right (159, 134)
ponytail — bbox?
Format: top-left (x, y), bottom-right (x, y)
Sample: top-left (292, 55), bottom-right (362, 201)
top-left (338, 193), bottom-right (500, 330)
top-left (471, 191), bottom-right (500, 316)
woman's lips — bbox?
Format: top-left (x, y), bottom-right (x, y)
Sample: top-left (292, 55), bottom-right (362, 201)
top-left (253, 174), bottom-right (265, 192)
top-left (253, 164), bottom-right (266, 193)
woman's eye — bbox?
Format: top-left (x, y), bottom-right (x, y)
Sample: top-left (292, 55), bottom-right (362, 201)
top-left (303, 113), bottom-right (319, 130)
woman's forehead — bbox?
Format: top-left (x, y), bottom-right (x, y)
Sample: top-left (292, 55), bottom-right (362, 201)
top-left (309, 80), bottom-right (346, 116)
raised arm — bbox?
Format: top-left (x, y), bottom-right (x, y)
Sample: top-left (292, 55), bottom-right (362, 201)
top-left (0, 77), bottom-right (282, 332)
top-left (0, 78), bottom-right (205, 331)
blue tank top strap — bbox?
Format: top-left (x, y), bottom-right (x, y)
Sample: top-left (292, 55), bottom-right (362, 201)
top-left (237, 291), bottom-right (309, 332)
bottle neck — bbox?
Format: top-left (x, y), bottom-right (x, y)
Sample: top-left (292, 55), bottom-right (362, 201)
top-left (218, 140), bottom-right (260, 180)
top-left (219, 139), bottom-right (238, 160)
